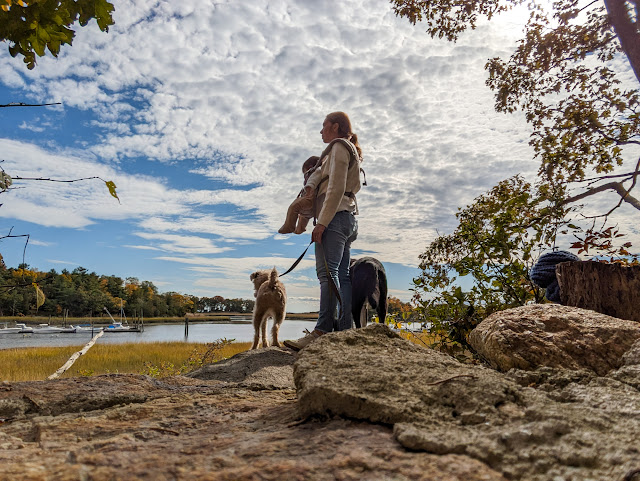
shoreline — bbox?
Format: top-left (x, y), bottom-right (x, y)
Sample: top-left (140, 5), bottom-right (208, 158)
top-left (0, 313), bottom-right (319, 326)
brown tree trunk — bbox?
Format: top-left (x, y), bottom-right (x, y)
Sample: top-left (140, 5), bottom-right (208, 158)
top-left (556, 261), bottom-right (640, 322)
top-left (604, 0), bottom-right (640, 85)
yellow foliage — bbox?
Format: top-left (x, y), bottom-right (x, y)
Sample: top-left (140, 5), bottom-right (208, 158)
top-left (33, 283), bottom-right (45, 309)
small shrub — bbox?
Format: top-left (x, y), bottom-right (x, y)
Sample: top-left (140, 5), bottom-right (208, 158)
top-left (140, 338), bottom-right (235, 378)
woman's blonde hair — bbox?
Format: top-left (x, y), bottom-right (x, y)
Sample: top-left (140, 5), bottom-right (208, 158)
top-left (325, 111), bottom-right (362, 158)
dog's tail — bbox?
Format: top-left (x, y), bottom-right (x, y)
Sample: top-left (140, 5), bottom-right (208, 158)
top-left (268, 268), bottom-right (279, 289)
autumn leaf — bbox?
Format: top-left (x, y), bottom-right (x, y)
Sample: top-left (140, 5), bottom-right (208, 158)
top-left (104, 180), bottom-right (120, 203)
top-left (33, 283), bottom-right (45, 310)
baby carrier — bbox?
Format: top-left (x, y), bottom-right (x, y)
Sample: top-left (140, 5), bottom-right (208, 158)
top-left (312, 138), bottom-right (366, 225)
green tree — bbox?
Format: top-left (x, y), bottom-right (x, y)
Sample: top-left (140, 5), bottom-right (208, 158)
top-left (0, 0), bottom-right (115, 69)
top-left (412, 176), bottom-right (553, 347)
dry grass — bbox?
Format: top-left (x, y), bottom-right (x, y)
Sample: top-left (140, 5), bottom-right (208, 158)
top-left (0, 341), bottom-right (251, 382)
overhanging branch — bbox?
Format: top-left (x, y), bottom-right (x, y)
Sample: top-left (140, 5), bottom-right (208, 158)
top-left (563, 181), bottom-right (640, 210)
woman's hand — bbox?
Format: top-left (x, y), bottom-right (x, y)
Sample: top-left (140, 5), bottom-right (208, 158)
top-left (312, 224), bottom-right (326, 243)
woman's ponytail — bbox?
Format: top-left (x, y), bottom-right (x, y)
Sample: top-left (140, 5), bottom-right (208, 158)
top-left (326, 111), bottom-right (363, 159)
top-left (349, 133), bottom-right (362, 159)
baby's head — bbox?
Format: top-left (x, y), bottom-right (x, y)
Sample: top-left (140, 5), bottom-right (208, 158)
top-left (302, 156), bottom-right (320, 173)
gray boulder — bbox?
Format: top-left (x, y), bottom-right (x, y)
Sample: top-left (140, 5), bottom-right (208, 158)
top-left (293, 323), bottom-right (640, 481)
top-left (468, 304), bottom-right (640, 375)
top-left (187, 346), bottom-right (295, 390)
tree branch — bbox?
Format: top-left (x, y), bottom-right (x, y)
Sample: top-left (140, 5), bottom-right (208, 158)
top-left (563, 181), bottom-right (640, 210)
top-left (0, 102), bottom-right (62, 108)
top-left (12, 176), bottom-right (103, 183)
top-left (0, 228), bottom-right (30, 268)
top-left (573, 170), bottom-right (640, 184)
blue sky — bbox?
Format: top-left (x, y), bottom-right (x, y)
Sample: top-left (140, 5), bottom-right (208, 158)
top-left (1, 0), bottom-right (638, 312)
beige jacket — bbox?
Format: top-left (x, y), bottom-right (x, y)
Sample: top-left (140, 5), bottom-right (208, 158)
top-left (305, 140), bottom-right (361, 227)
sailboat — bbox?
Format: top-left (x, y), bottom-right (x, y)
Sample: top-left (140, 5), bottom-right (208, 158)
top-left (103, 305), bottom-right (136, 332)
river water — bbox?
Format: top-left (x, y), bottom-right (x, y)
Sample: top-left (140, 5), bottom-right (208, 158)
top-left (0, 319), bottom-right (318, 350)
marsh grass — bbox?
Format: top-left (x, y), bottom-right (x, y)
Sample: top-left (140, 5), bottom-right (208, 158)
top-left (0, 341), bottom-right (251, 382)
top-left (0, 346), bottom-right (80, 382)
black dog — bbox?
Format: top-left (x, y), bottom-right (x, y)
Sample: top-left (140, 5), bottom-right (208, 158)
top-left (350, 257), bottom-right (388, 328)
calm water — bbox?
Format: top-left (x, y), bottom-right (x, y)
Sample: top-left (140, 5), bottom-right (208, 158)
top-left (0, 319), bottom-right (317, 350)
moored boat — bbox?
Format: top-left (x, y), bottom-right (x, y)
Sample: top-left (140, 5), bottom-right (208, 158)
top-left (32, 324), bottom-right (76, 334)
top-left (15, 323), bottom-right (33, 333)
top-left (71, 324), bottom-right (102, 332)
top-left (0, 324), bottom-right (21, 335)
top-left (103, 322), bottom-right (135, 332)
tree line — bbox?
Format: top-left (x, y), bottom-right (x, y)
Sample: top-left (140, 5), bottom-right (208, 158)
top-left (0, 256), bottom-right (254, 318)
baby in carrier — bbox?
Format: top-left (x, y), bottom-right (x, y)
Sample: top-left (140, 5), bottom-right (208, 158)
top-left (278, 155), bottom-right (322, 234)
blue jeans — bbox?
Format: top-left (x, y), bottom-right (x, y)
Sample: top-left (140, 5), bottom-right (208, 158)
top-left (315, 211), bottom-right (358, 333)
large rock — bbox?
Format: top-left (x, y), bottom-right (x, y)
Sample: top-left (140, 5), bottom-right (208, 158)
top-left (0, 349), bottom-right (503, 481)
top-left (294, 323), bottom-right (640, 481)
top-left (186, 346), bottom-right (295, 390)
top-left (468, 304), bottom-right (640, 375)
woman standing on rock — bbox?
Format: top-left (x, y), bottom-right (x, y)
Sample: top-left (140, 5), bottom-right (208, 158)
top-left (284, 112), bottom-right (363, 351)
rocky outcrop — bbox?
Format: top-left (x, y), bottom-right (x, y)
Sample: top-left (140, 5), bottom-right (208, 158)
top-left (294, 323), bottom-right (640, 481)
top-left (468, 304), bottom-right (640, 375)
top-left (0, 347), bottom-right (504, 481)
top-left (2, 320), bottom-right (639, 481)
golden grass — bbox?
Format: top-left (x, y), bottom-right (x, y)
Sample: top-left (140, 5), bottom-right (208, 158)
top-left (0, 341), bottom-right (251, 382)
top-left (0, 346), bottom-right (80, 382)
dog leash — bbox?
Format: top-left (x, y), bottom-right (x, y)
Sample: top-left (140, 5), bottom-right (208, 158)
top-left (278, 240), bottom-right (342, 307)
top-left (279, 240), bottom-right (313, 277)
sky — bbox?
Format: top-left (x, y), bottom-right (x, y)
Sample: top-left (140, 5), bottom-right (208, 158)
top-left (1, 0), bottom-right (638, 313)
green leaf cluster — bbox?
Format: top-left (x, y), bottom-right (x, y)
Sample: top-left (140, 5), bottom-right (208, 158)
top-left (412, 176), bottom-right (561, 348)
top-left (484, 1), bottom-right (640, 187)
top-left (0, 0), bottom-right (115, 69)
top-left (392, 0), bottom-right (640, 198)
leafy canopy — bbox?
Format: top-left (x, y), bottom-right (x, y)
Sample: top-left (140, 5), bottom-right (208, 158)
top-left (0, 0), bottom-right (115, 69)
top-left (411, 176), bottom-right (552, 345)
top-left (392, 0), bottom-right (640, 213)
top-left (395, 0), bottom-right (640, 349)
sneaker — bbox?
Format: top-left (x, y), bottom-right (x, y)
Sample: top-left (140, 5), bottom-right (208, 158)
top-left (283, 329), bottom-right (324, 351)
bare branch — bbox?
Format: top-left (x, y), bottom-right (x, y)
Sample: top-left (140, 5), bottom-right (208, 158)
top-left (573, 170), bottom-right (640, 184)
top-left (0, 102), bottom-right (62, 108)
top-left (12, 176), bottom-right (103, 183)
top-left (0, 228), bottom-right (30, 268)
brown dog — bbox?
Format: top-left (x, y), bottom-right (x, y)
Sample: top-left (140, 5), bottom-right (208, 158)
top-left (249, 268), bottom-right (287, 349)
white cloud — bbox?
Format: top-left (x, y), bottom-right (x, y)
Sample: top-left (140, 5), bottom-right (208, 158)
top-left (1, 0), bottom-right (637, 307)
top-left (133, 232), bottom-right (234, 255)
top-left (28, 239), bottom-right (53, 247)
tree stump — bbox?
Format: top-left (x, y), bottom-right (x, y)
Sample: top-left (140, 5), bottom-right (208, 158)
top-left (556, 261), bottom-right (640, 323)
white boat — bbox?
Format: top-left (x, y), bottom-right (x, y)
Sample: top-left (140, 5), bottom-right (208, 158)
top-left (71, 324), bottom-right (102, 332)
top-left (103, 322), bottom-right (133, 332)
top-left (15, 323), bottom-right (33, 333)
top-left (32, 323), bottom-right (76, 334)
top-left (0, 324), bottom-right (21, 335)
